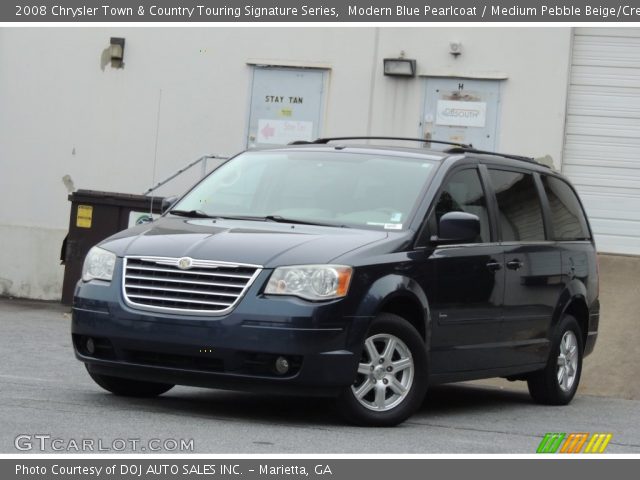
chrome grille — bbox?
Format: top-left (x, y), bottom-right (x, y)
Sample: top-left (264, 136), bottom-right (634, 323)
top-left (123, 256), bottom-right (262, 315)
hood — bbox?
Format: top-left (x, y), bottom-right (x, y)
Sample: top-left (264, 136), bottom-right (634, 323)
top-left (99, 216), bottom-right (389, 267)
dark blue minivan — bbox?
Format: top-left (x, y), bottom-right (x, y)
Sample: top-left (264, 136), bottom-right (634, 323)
top-left (72, 138), bottom-right (599, 426)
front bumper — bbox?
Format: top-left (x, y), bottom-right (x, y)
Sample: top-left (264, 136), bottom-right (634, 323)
top-left (72, 267), bottom-right (372, 397)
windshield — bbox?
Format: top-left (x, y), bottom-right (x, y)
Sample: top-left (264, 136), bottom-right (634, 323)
top-left (172, 150), bottom-right (438, 230)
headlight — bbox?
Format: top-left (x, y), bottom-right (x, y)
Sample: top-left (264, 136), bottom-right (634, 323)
top-left (82, 247), bottom-right (116, 282)
top-left (264, 265), bottom-right (352, 301)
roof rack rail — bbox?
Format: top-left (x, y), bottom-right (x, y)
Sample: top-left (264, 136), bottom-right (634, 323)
top-left (289, 136), bottom-right (472, 149)
top-left (444, 146), bottom-right (550, 168)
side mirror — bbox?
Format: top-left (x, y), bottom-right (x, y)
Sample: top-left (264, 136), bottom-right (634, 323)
top-left (433, 211), bottom-right (481, 244)
top-left (161, 195), bottom-right (179, 213)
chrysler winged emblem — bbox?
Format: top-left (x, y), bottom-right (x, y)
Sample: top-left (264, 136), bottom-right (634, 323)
top-left (177, 257), bottom-right (193, 270)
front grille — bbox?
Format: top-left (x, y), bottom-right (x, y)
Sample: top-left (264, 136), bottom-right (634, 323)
top-left (123, 256), bottom-right (261, 315)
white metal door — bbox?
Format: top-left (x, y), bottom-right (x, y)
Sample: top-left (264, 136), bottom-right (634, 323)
top-left (247, 67), bottom-right (326, 148)
top-left (563, 28), bottom-right (640, 255)
top-left (422, 78), bottom-right (501, 151)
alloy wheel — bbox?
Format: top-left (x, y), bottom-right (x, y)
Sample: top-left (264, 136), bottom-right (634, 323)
top-left (351, 333), bottom-right (415, 411)
top-left (557, 330), bottom-right (579, 392)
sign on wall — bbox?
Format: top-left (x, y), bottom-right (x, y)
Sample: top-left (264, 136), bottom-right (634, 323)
top-left (436, 100), bottom-right (487, 128)
top-left (256, 119), bottom-right (314, 145)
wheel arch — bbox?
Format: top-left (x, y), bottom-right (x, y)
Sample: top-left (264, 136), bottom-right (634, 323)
top-left (562, 298), bottom-right (589, 349)
top-left (553, 280), bottom-right (590, 348)
top-left (354, 274), bottom-right (431, 350)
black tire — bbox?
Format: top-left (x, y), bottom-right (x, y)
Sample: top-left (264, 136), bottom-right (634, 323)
top-left (336, 312), bottom-right (429, 427)
top-left (527, 314), bottom-right (583, 405)
top-left (86, 367), bottom-right (174, 397)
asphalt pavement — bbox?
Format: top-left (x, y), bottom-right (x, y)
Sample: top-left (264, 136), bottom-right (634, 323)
top-left (1, 298), bottom-right (639, 454)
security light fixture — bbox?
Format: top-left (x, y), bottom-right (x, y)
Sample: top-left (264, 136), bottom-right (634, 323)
top-left (449, 42), bottom-right (463, 57)
top-left (109, 37), bottom-right (125, 67)
top-left (383, 58), bottom-right (417, 77)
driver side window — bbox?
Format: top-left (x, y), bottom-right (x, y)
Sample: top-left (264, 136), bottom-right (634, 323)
top-left (432, 169), bottom-right (490, 243)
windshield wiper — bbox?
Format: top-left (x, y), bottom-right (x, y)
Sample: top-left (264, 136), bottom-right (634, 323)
top-left (263, 215), bottom-right (346, 228)
top-left (171, 211), bottom-right (346, 227)
top-left (169, 209), bottom-right (214, 218)
top-left (192, 214), bottom-right (324, 225)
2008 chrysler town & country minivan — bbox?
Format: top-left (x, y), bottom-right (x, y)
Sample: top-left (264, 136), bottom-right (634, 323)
top-left (72, 137), bottom-right (599, 426)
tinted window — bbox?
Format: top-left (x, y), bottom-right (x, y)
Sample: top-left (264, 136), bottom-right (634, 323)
top-left (434, 169), bottom-right (490, 243)
top-left (542, 176), bottom-right (590, 240)
top-left (489, 169), bottom-right (545, 242)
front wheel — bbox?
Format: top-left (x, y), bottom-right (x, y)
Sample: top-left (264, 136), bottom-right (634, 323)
top-left (527, 314), bottom-right (583, 405)
top-left (336, 313), bottom-right (428, 426)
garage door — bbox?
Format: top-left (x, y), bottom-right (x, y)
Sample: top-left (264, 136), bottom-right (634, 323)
top-left (563, 28), bottom-right (640, 255)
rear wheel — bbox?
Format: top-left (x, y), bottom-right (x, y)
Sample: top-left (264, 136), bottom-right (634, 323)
top-left (527, 314), bottom-right (583, 405)
top-left (336, 313), bottom-right (428, 426)
top-left (87, 367), bottom-right (174, 397)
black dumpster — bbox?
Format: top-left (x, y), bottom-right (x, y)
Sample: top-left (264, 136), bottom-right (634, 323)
top-left (61, 190), bottom-right (165, 305)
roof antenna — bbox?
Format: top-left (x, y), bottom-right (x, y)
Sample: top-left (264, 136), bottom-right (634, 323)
top-left (149, 88), bottom-right (163, 217)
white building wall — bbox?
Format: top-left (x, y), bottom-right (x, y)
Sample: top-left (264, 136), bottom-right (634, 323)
top-left (0, 27), bottom-right (572, 299)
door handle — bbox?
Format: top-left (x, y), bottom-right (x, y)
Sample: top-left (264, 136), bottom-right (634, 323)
top-left (507, 259), bottom-right (523, 270)
top-left (486, 261), bottom-right (502, 272)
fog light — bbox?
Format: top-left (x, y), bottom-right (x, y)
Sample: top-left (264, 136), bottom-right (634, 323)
top-left (86, 337), bottom-right (95, 355)
top-left (274, 356), bottom-right (290, 375)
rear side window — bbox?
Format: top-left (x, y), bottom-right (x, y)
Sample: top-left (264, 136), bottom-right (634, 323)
top-left (488, 169), bottom-right (546, 242)
top-left (541, 176), bottom-right (591, 241)
top-left (434, 169), bottom-right (490, 243)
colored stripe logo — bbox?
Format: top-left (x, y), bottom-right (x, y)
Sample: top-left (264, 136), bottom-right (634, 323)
top-left (537, 433), bottom-right (565, 453)
top-left (537, 433), bottom-right (612, 453)
top-left (584, 433), bottom-right (613, 453)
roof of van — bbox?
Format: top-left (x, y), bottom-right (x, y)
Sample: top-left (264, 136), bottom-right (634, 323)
top-left (256, 136), bottom-right (551, 170)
